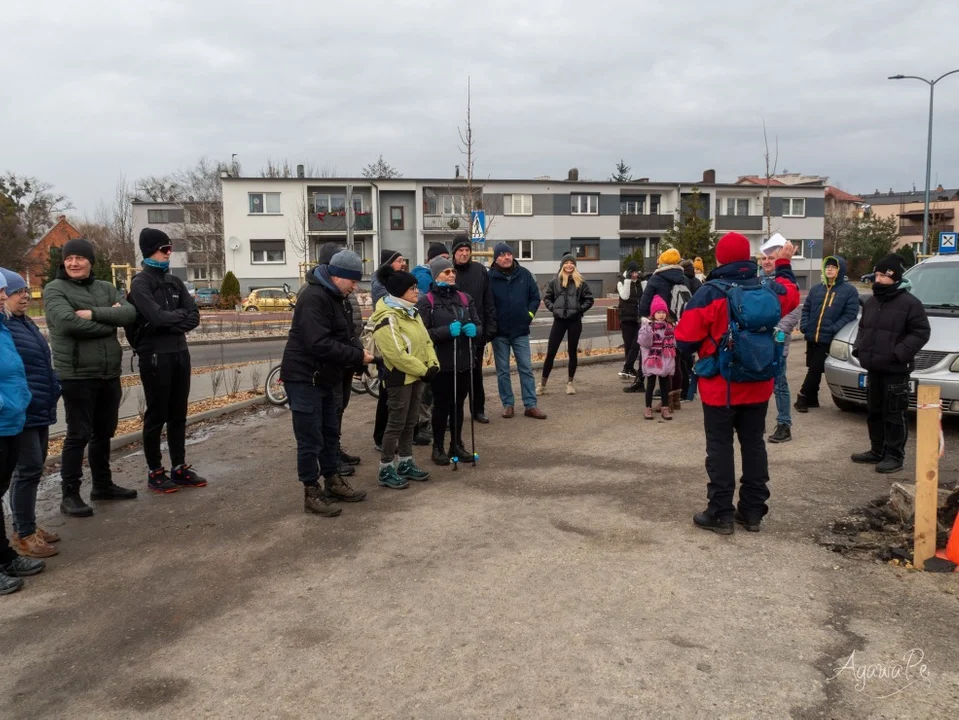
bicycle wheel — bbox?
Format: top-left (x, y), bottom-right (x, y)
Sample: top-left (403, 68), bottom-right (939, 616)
top-left (351, 372), bottom-right (368, 395)
top-left (265, 364), bottom-right (288, 405)
top-left (364, 368), bottom-right (380, 398)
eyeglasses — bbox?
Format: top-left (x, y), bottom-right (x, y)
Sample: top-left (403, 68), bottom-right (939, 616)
top-left (159, 245), bottom-right (173, 253)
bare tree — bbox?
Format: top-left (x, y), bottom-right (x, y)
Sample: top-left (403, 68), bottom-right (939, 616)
top-left (288, 188), bottom-right (310, 264)
top-left (0, 172), bottom-right (72, 242)
top-left (260, 159), bottom-right (295, 178)
top-left (762, 121), bottom-right (779, 240)
top-left (453, 77), bottom-right (496, 240)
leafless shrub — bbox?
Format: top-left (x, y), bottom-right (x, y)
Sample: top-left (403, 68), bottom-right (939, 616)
top-left (582, 340), bottom-right (594, 357)
top-left (211, 369), bottom-right (223, 401)
top-left (228, 368), bottom-right (242, 396)
top-left (250, 366), bottom-right (262, 394)
top-left (136, 391), bottom-right (145, 422)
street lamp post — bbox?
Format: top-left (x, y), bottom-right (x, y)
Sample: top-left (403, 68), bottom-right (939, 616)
top-left (889, 69), bottom-right (959, 256)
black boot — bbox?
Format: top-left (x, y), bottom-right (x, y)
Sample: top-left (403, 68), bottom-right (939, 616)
top-left (734, 511), bottom-right (762, 532)
top-left (768, 424), bottom-right (792, 444)
top-left (337, 463), bottom-right (356, 477)
top-left (851, 449), bottom-right (883, 464)
top-left (60, 486), bottom-right (93, 517)
top-left (623, 378), bottom-right (645, 393)
top-left (338, 446), bottom-right (361, 466)
top-left (793, 394), bottom-right (809, 413)
top-left (876, 456), bottom-right (904, 474)
top-left (449, 443), bottom-right (468, 462)
top-left (431, 446), bottom-right (450, 466)
top-left (693, 511), bottom-right (734, 535)
top-left (90, 482), bottom-right (138, 501)
top-left (413, 425), bottom-right (432, 446)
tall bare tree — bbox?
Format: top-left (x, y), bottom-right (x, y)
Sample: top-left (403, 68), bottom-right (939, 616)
top-left (762, 121), bottom-right (779, 240)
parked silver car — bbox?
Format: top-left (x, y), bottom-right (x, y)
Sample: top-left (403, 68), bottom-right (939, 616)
top-left (824, 254), bottom-right (959, 415)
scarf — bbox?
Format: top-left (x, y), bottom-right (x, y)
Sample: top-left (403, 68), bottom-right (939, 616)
top-left (645, 320), bottom-right (676, 371)
top-left (872, 281), bottom-right (902, 300)
top-left (143, 258), bottom-right (170, 270)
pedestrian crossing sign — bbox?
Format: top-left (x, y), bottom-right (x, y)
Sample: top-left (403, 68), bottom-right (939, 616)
top-left (471, 210), bottom-right (486, 247)
top-left (939, 231), bottom-right (957, 255)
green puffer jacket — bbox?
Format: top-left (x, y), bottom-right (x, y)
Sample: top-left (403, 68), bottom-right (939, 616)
top-left (43, 266), bottom-right (137, 380)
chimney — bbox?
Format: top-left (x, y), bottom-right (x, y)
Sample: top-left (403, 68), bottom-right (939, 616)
top-left (567, 168), bottom-right (579, 182)
top-left (702, 169), bottom-right (716, 184)
top-left (296, 164), bottom-right (305, 178)
top-left (936, 184), bottom-right (944, 192)
top-left (455, 165), bottom-right (460, 178)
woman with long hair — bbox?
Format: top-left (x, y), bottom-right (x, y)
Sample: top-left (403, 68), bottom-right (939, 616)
top-left (537, 254), bottom-right (594, 396)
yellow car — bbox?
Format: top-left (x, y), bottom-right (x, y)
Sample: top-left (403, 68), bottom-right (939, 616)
top-left (242, 287), bottom-right (296, 312)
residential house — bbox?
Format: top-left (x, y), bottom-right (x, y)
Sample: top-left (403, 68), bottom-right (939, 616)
top-left (21, 215), bottom-right (82, 294)
top-left (131, 199), bottom-right (224, 287)
top-left (859, 186), bottom-right (958, 253)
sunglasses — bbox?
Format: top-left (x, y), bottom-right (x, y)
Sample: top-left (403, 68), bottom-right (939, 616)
top-left (159, 245), bottom-right (173, 253)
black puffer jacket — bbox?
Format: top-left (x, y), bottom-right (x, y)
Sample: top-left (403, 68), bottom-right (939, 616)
top-left (281, 266), bottom-right (365, 386)
top-left (128, 265), bottom-right (200, 355)
top-left (544, 276), bottom-right (594, 320)
top-left (453, 259), bottom-right (497, 340)
top-left (416, 284), bottom-right (482, 372)
top-left (639, 266), bottom-right (688, 318)
top-left (853, 281), bottom-right (930, 374)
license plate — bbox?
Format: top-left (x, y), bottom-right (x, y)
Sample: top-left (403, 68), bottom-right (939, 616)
top-left (858, 374), bottom-right (918, 394)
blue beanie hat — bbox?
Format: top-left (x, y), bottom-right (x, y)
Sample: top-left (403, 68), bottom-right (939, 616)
top-left (493, 243), bottom-right (513, 262)
top-left (0, 267), bottom-right (27, 293)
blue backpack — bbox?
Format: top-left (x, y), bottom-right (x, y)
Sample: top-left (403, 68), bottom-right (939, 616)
top-left (694, 279), bottom-right (783, 392)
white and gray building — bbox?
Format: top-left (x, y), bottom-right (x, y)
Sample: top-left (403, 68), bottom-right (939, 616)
top-left (132, 200), bottom-right (224, 288)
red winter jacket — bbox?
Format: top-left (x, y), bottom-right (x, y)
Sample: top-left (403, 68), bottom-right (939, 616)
top-left (675, 259), bottom-right (800, 407)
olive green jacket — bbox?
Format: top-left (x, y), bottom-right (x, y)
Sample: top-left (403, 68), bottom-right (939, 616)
top-left (43, 266), bottom-right (136, 380)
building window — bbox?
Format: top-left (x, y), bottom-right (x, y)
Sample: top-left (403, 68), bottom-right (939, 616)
top-left (443, 195), bottom-right (465, 215)
top-left (572, 239), bottom-right (600, 260)
top-left (312, 193), bottom-right (360, 215)
top-left (390, 206), bottom-right (405, 231)
top-left (620, 196), bottom-right (645, 215)
top-left (650, 194), bottom-right (661, 215)
top-left (783, 198), bottom-right (806, 217)
top-left (147, 209), bottom-right (184, 224)
top-left (504, 194), bottom-right (533, 215)
top-left (352, 195), bottom-right (363, 213)
top-left (570, 194), bottom-right (599, 215)
top-left (185, 208), bottom-right (212, 224)
top-left (506, 240), bottom-right (533, 260)
top-left (191, 266), bottom-right (209, 281)
top-left (249, 193), bottom-right (281, 214)
top-left (720, 198), bottom-right (750, 216)
top-left (250, 240), bottom-right (286, 264)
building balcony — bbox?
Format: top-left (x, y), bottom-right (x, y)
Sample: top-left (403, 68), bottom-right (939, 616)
top-left (424, 214), bottom-right (468, 232)
top-left (900, 223), bottom-right (953, 236)
top-left (308, 212), bottom-right (374, 233)
top-left (715, 215), bottom-right (764, 231)
top-left (619, 214), bottom-right (674, 232)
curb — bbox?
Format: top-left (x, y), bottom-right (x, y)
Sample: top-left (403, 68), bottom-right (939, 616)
top-left (44, 395), bottom-right (267, 468)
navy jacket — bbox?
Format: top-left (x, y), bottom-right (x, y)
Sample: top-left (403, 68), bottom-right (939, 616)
top-left (488, 261), bottom-right (541, 339)
top-left (639, 266), bottom-right (689, 318)
top-left (800, 256), bottom-right (860, 345)
top-left (4, 314), bottom-right (58, 428)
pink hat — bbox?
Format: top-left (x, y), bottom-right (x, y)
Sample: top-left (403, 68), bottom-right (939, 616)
top-left (650, 295), bottom-right (668, 316)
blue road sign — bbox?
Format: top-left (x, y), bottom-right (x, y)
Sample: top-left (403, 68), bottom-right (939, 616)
top-left (939, 231), bottom-right (957, 255)
top-left (471, 210), bottom-right (486, 247)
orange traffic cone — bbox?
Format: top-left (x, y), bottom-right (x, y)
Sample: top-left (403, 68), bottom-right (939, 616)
top-left (935, 512), bottom-right (959, 568)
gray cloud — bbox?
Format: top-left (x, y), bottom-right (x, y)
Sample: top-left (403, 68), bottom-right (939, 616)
top-left (2, 0), bottom-right (958, 216)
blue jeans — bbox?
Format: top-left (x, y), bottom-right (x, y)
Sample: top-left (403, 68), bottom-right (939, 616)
top-left (774, 358), bottom-right (791, 427)
top-left (11, 426), bottom-right (49, 537)
top-left (492, 335), bottom-right (537, 409)
top-left (286, 382), bottom-right (340, 485)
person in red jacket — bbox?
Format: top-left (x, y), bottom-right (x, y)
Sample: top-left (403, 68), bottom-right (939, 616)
top-left (675, 232), bottom-right (799, 534)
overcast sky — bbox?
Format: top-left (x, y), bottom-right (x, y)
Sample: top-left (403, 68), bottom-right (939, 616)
top-left (3, 0), bottom-right (959, 217)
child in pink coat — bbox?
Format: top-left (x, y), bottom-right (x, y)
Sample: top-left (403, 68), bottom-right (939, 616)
top-left (638, 295), bottom-right (676, 420)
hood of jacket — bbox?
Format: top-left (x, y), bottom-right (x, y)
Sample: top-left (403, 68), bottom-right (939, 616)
top-left (310, 265), bottom-right (344, 297)
top-left (821, 256), bottom-right (849, 286)
top-left (653, 266), bottom-right (686, 285)
top-left (707, 260), bottom-right (760, 284)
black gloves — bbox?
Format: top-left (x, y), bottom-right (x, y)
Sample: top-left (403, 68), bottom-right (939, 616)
top-left (423, 366), bottom-right (440, 383)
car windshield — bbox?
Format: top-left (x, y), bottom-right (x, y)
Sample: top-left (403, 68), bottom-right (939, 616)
top-left (904, 261), bottom-right (959, 307)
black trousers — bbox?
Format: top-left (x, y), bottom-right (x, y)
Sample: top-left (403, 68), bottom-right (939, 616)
top-left (60, 378), bottom-right (122, 490)
top-left (621, 320), bottom-right (639, 374)
top-left (470, 341), bottom-right (486, 415)
top-left (1, 435), bottom-right (20, 564)
top-left (542, 317), bottom-right (583, 380)
top-left (140, 350), bottom-right (191, 471)
top-left (799, 341), bottom-right (830, 403)
top-left (432, 370), bottom-right (471, 450)
top-left (702, 402), bottom-right (770, 523)
top-left (334, 373), bottom-right (352, 451)
top-left (866, 372), bottom-right (910, 461)
top-left (373, 381), bottom-right (389, 447)
top-left (645, 375), bottom-right (672, 408)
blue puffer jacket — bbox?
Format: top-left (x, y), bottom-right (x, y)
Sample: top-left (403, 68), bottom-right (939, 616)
top-left (411, 264), bottom-right (433, 293)
top-left (488, 260), bottom-right (541, 339)
top-left (5, 314), bottom-right (60, 428)
top-left (0, 322), bottom-right (31, 437)
top-left (800, 256), bottom-right (861, 345)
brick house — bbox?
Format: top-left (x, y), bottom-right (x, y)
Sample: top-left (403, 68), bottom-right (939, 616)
top-left (22, 215), bottom-right (82, 294)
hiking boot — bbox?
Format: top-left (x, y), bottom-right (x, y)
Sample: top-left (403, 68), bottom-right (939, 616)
top-left (90, 482), bottom-right (138, 501)
top-left (172, 465), bottom-right (208, 488)
top-left (304, 485), bottom-right (342, 517)
top-left (413, 428), bottom-right (432, 446)
top-left (432, 446), bottom-right (450, 466)
top-left (502, 406), bottom-right (515, 419)
top-left (1, 556), bottom-right (46, 577)
top-left (60, 488), bottom-right (93, 518)
top-left (876, 456), bottom-right (904, 474)
top-left (449, 443), bottom-right (469, 462)
top-left (473, 412), bottom-right (490, 424)
top-left (325, 474), bottom-right (367, 502)
top-left (524, 407), bottom-right (547, 420)
top-left (644, 407), bottom-right (654, 420)
top-left (339, 447), bottom-right (361, 466)
top-left (11, 532), bottom-right (57, 559)
top-left (36, 527), bottom-right (60, 544)
top-left (660, 406), bottom-right (673, 420)
top-left (623, 379), bottom-right (645, 393)
top-left (851, 449), bottom-right (883, 464)
top-left (147, 468), bottom-right (179, 494)
top-left (734, 511), bottom-right (762, 532)
top-left (693, 511), bottom-right (734, 535)
top-left (768, 424), bottom-right (792, 444)
top-left (793, 394), bottom-right (809, 413)
top-left (566, 380), bottom-right (576, 395)
top-left (337, 463), bottom-right (356, 477)
top-left (668, 390), bottom-right (682, 411)
top-left (378, 464), bottom-right (410, 490)
top-left (397, 458), bottom-right (430, 482)
top-left (0, 572), bottom-right (24, 596)
top-left (536, 379), bottom-right (548, 395)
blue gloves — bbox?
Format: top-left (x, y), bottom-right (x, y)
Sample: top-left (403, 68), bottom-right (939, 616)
top-left (449, 320), bottom-right (462, 337)
top-left (463, 323), bottom-right (477, 338)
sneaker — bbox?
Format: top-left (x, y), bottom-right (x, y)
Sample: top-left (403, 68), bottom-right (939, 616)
top-left (566, 381), bottom-right (576, 395)
top-left (378, 464), bottom-right (410, 490)
top-left (876, 456), bottom-right (904, 474)
top-left (432, 446), bottom-right (450, 466)
top-left (36, 527), bottom-right (60, 544)
top-left (90, 482), bottom-right (138, 500)
top-left (11, 532), bottom-right (57, 559)
top-left (623, 380), bottom-right (645, 394)
top-left (536, 380), bottom-right (548, 395)
top-left (60, 489), bottom-right (93, 517)
top-left (693, 511), bottom-right (734, 535)
top-left (644, 407), bottom-right (654, 420)
top-left (325, 474), bottom-right (367, 502)
top-left (734, 511), bottom-right (762, 532)
top-left (397, 458), bottom-right (430, 482)
top-left (338, 447), bottom-right (361, 466)
top-left (147, 468), bottom-right (179, 494)
top-left (172, 465), bottom-right (208, 488)
top-left (374, 442), bottom-right (383, 452)
top-left (767, 424), bottom-right (792, 444)
top-left (851, 449), bottom-right (883, 464)
top-left (1, 555), bottom-right (46, 577)
top-left (304, 484), bottom-right (342, 517)
top-left (793, 394), bottom-right (809, 413)
top-left (619, 370), bottom-right (637, 380)
top-left (0, 572), bottom-right (24, 595)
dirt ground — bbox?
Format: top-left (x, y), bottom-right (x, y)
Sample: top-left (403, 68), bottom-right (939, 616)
top-left (2, 361), bottom-right (958, 718)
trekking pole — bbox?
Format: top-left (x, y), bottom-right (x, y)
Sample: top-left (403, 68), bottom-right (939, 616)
top-left (451, 332), bottom-right (459, 471)
top-left (467, 334), bottom-right (478, 467)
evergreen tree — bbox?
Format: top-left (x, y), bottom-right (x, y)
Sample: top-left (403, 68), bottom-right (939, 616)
top-left (620, 248), bottom-right (644, 273)
top-left (662, 188), bottom-right (719, 268)
top-left (610, 160), bottom-right (632, 182)
top-left (840, 214), bottom-right (899, 276)
top-left (41, 246), bottom-right (62, 287)
top-left (896, 243), bottom-right (916, 268)
top-left (220, 271), bottom-right (241, 309)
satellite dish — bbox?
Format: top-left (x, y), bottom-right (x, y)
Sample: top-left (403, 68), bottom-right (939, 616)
top-left (229, 237), bottom-right (241, 251)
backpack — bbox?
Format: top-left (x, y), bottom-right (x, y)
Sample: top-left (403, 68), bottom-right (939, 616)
top-left (360, 316), bottom-right (389, 361)
top-left (693, 280), bottom-right (783, 397)
top-left (426, 290), bottom-right (469, 311)
top-left (669, 283), bottom-right (692, 320)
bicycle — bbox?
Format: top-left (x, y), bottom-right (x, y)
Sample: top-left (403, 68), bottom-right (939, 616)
top-left (351, 364), bottom-right (380, 398)
top-left (266, 363), bottom-right (379, 405)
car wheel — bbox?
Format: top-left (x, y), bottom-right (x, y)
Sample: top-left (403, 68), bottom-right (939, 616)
top-left (245, 305), bottom-right (259, 312)
top-left (831, 395), bottom-right (862, 412)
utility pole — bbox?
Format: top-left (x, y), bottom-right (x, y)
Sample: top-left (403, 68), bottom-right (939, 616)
top-left (346, 183), bottom-right (354, 252)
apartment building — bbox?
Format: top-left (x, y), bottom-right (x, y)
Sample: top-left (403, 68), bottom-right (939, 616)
top-left (859, 186), bottom-right (958, 253)
top-left (220, 169), bottom-right (826, 296)
top-left (131, 200), bottom-right (224, 287)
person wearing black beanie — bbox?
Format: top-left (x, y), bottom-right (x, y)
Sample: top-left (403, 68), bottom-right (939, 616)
top-left (61, 238), bottom-right (96, 266)
top-left (849, 254), bottom-right (930, 473)
top-left (371, 249), bottom-right (406, 305)
top-left (139, 228), bottom-right (171, 260)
